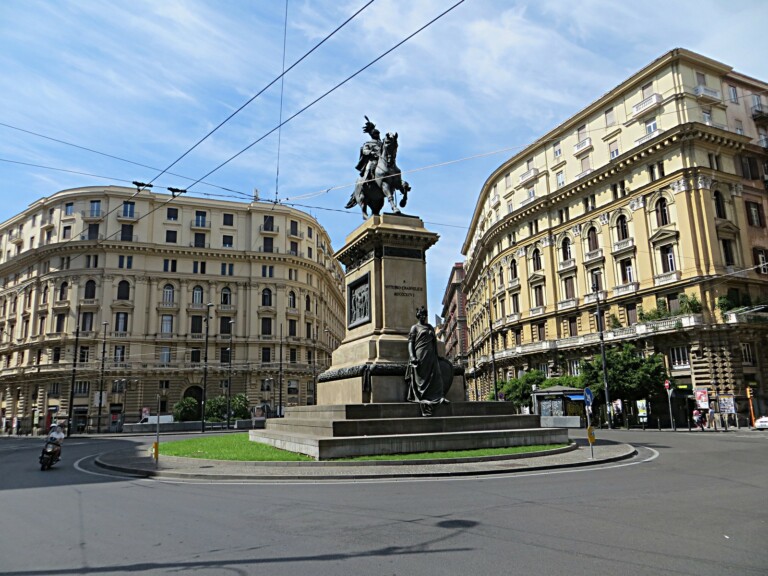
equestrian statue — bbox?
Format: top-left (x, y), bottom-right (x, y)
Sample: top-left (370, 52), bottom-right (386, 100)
top-left (344, 116), bottom-right (411, 218)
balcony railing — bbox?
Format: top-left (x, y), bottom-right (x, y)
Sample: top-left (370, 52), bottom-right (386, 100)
top-left (583, 290), bottom-right (607, 304)
top-left (575, 168), bottom-right (593, 180)
top-left (693, 85), bottom-right (721, 102)
top-left (557, 298), bottom-right (577, 311)
top-left (508, 277), bottom-right (520, 290)
top-left (529, 306), bottom-right (545, 316)
top-left (751, 102), bottom-right (768, 123)
top-left (632, 93), bottom-right (662, 117)
top-left (612, 238), bottom-right (635, 253)
top-left (506, 312), bottom-right (520, 323)
top-left (189, 241), bottom-right (210, 248)
top-left (259, 224), bottom-right (279, 234)
top-left (653, 270), bottom-right (681, 286)
top-left (518, 167), bottom-right (539, 185)
top-left (636, 129), bottom-right (661, 146)
top-left (116, 211), bottom-right (140, 222)
top-left (81, 210), bottom-right (104, 220)
top-left (573, 137), bottom-right (592, 155)
top-left (520, 194), bottom-right (537, 207)
top-left (490, 194), bottom-right (500, 208)
top-left (584, 248), bottom-right (603, 264)
top-left (558, 258), bottom-right (576, 271)
top-left (613, 282), bottom-right (639, 296)
top-left (190, 220), bottom-right (211, 229)
top-left (287, 229), bottom-right (304, 239)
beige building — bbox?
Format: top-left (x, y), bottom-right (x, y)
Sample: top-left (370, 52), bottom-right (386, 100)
top-left (0, 186), bottom-right (345, 433)
top-left (462, 49), bottom-right (768, 423)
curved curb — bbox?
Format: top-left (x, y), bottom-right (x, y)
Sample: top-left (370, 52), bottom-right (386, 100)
top-left (94, 443), bottom-right (637, 481)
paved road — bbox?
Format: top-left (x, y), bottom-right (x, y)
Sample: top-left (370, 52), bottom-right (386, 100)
top-left (0, 429), bottom-right (766, 576)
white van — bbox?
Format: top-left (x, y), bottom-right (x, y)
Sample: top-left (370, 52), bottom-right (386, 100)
top-left (138, 415), bottom-right (174, 425)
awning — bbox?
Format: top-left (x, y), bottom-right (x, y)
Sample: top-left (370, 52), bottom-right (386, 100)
top-left (566, 394), bottom-right (584, 401)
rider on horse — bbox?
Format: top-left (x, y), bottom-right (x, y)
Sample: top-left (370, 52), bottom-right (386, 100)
top-left (345, 117), bottom-right (382, 211)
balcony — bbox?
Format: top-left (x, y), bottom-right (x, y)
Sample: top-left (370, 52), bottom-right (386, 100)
top-left (8, 231), bottom-right (23, 245)
top-left (583, 248), bottom-right (604, 264)
top-left (508, 277), bottom-right (520, 290)
top-left (724, 265), bottom-right (748, 278)
top-left (758, 136), bottom-right (768, 149)
top-left (529, 306), bottom-right (545, 317)
top-left (116, 211), bottom-right (140, 222)
top-left (156, 333), bottom-right (175, 339)
top-left (613, 282), bottom-right (639, 296)
top-left (157, 302), bottom-right (179, 310)
top-left (506, 312), bottom-right (520, 323)
top-left (490, 194), bottom-right (500, 208)
top-left (653, 270), bottom-right (682, 286)
top-left (636, 129), bottom-right (661, 146)
top-left (40, 217), bottom-right (54, 229)
top-left (518, 167), bottom-right (539, 186)
top-left (258, 246), bottom-right (280, 253)
top-left (612, 238), bottom-right (635, 254)
top-left (219, 304), bottom-right (236, 311)
top-left (557, 298), bottom-right (578, 311)
top-left (189, 241), bottom-right (210, 248)
top-left (259, 224), bottom-right (279, 234)
top-left (287, 229), bottom-right (304, 239)
top-left (81, 210), bottom-right (104, 221)
top-left (190, 219), bottom-right (211, 230)
top-left (117, 235), bottom-right (139, 243)
top-left (80, 233), bottom-right (104, 241)
top-left (704, 119), bottom-right (728, 131)
top-left (287, 250), bottom-right (304, 258)
top-left (632, 93), bottom-right (662, 117)
top-left (189, 333), bottom-right (204, 340)
top-left (575, 168), bottom-right (593, 180)
top-left (558, 258), bottom-right (576, 272)
top-left (79, 298), bottom-right (99, 308)
top-left (583, 290), bottom-right (607, 305)
top-left (573, 137), bottom-right (593, 155)
top-left (693, 85), bottom-right (721, 103)
top-left (557, 332), bottom-right (601, 349)
top-left (520, 194), bottom-right (537, 207)
top-left (751, 102), bottom-right (768, 124)
top-left (493, 318), bottom-right (504, 329)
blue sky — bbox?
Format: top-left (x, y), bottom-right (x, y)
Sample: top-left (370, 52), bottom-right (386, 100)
top-left (2, 0), bottom-right (767, 320)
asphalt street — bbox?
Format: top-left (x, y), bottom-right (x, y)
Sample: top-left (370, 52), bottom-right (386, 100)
top-left (0, 429), bottom-right (766, 576)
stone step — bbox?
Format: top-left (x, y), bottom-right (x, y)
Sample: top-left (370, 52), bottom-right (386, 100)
top-left (266, 414), bottom-right (540, 437)
top-left (249, 427), bottom-right (569, 460)
top-left (283, 402), bottom-right (525, 421)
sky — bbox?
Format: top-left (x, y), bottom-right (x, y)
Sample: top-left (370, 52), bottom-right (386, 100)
top-left (1, 0), bottom-right (767, 321)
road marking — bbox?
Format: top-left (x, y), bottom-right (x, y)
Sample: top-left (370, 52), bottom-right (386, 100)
top-left (74, 454), bottom-right (152, 481)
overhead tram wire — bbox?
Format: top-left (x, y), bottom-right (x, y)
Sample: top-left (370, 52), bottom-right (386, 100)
top-left (142, 0), bottom-right (375, 189)
top-left (178, 0), bottom-right (468, 193)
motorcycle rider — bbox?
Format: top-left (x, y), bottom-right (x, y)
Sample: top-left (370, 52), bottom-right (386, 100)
top-left (46, 422), bottom-right (65, 461)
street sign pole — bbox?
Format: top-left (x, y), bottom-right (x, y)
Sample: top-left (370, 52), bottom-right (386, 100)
top-left (665, 380), bottom-right (675, 431)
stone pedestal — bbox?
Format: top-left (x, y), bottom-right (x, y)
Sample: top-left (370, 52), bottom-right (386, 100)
top-left (318, 213), bottom-right (463, 404)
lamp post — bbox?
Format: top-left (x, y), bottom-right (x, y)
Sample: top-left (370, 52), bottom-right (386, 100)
top-left (66, 304), bottom-right (81, 438)
top-left (97, 321), bottom-right (108, 433)
top-left (592, 281), bottom-right (612, 429)
top-left (227, 319), bottom-right (234, 430)
top-left (201, 302), bottom-right (214, 433)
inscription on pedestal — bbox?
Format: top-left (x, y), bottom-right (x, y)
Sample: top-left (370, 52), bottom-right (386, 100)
top-left (385, 283), bottom-right (424, 299)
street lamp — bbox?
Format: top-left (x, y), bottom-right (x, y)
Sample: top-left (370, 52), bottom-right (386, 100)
top-left (592, 281), bottom-right (612, 429)
top-left (97, 321), bottom-right (109, 433)
top-left (227, 319), bottom-right (234, 430)
top-left (201, 302), bottom-right (214, 433)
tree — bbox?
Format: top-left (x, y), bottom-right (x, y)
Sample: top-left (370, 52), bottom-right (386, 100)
top-left (497, 370), bottom-right (547, 410)
top-left (173, 397), bottom-right (199, 422)
top-left (580, 343), bottom-right (667, 403)
top-left (205, 395), bottom-right (227, 421)
top-left (230, 393), bottom-right (250, 420)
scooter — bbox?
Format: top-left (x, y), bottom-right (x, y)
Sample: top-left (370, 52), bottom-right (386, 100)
top-left (39, 441), bottom-right (61, 471)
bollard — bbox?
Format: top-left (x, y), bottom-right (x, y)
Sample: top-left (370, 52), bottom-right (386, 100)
top-left (657, 416), bottom-right (661, 431)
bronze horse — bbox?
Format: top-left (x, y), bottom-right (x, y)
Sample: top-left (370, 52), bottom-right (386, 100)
top-left (348, 132), bottom-right (410, 218)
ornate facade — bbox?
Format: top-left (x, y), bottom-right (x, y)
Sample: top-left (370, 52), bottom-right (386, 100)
top-left (462, 49), bottom-right (768, 423)
top-left (0, 186), bottom-right (345, 433)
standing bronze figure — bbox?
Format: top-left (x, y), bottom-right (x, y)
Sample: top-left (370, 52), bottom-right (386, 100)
top-left (405, 306), bottom-right (453, 416)
top-left (345, 116), bottom-right (411, 218)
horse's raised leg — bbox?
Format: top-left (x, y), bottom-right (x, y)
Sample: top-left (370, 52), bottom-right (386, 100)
top-left (399, 181), bottom-right (410, 208)
top-left (382, 182), bottom-right (400, 214)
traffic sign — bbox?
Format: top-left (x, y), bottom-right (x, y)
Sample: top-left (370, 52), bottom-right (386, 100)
top-left (664, 380), bottom-right (670, 389)
top-left (584, 387), bottom-right (594, 407)
top-left (587, 426), bottom-right (595, 444)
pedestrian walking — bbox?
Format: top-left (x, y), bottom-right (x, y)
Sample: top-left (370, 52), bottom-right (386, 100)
top-left (693, 409), bottom-right (705, 431)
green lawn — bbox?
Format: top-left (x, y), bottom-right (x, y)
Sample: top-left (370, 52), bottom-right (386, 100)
top-left (159, 434), bottom-right (567, 462)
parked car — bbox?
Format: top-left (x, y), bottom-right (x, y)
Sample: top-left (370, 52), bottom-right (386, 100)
top-left (754, 416), bottom-right (768, 430)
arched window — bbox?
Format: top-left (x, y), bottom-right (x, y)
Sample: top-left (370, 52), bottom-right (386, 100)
top-left (162, 284), bottom-right (175, 303)
top-left (262, 288), bottom-right (272, 307)
top-left (41, 285), bottom-right (49, 304)
top-left (510, 259), bottom-right (518, 279)
top-left (84, 280), bottom-right (97, 299)
top-left (305, 295), bottom-right (311, 311)
top-left (714, 191), bottom-right (726, 219)
top-left (587, 227), bottom-right (599, 251)
top-left (498, 268), bottom-right (504, 288)
top-left (655, 198), bottom-right (669, 226)
top-left (561, 238), bottom-right (572, 261)
top-left (192, 285), bottom-right (204, 304)
top-left (116, 280), bottom-right (130, 300)
top-left (221, 287), bottom-right (231, 305)
top-left (616, 215), bottom-right (629, 241)
top-left (288, 291), bottom-right (296, 309)
top-left (532, 249), bottom-right (542, 271)
top-left (58, 282), bottom-right (68, 301)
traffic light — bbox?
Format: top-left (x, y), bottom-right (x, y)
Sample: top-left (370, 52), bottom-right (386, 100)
top-left (746, 387), bottom-right (752, 399)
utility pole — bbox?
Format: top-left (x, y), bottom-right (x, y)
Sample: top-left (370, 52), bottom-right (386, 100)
top-left (201, 302), bottom-right (214, 432)
top-left (593, 281), bottom-right (612, 429)
top-left (97, 321), bottom-right (108, 433)
top-left (66, 305), bottom-right (81, 438)
top-left (278, 323), bottom-right (284, 417)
